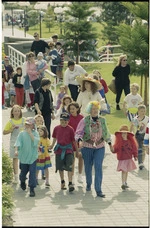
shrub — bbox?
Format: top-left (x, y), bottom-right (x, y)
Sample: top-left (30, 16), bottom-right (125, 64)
top-left (2, 183), bottom-right (14, 221)
top-left (2, 150), bottom-right (13, 184)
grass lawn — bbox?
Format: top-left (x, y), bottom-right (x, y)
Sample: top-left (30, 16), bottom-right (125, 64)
top-left (47, 62), bottom-right (149, 134)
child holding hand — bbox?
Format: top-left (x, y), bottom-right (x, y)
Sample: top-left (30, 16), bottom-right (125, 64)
top-left (110, 125), bottom-right (138, 190)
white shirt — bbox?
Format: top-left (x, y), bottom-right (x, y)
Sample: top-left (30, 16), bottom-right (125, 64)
top-left (8, 78), bottom-right (15, 92)
top-left (64, 64), bottom-right (87, 86)
top-left (77, 90), bottom-right (102, 116)
top-left (124, 93), bottom-right (143, 108)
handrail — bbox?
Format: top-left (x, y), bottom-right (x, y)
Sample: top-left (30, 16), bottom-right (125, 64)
top-left (7, 45), bottom-right (57, 105)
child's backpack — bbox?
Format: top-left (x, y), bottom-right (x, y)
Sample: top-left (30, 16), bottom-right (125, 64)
top-left (53, 53), bottom-right (61, 65)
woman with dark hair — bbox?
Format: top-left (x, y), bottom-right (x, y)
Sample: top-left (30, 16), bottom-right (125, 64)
top-left (64, 60), bottom-right (88, 101)
top-left (34, 78), bottom-right (55, 139)
top-left (112, 54), bottom-right (130, 110)
top-left (76, 75), bottom-right (103, 116)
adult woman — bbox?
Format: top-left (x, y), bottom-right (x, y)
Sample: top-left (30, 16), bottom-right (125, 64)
top-left (75, 101), bottom-right (112, 197)
top-left (64, 60), bottom-right (88, 101)
top-left (26, 52), bottom-right (41, 92)
top-left (112, 54), bottom-right (130, 110)
top-left (76, 75), bottom-right (103, 116)
top-left (34, 78), bottom-right (55, 139)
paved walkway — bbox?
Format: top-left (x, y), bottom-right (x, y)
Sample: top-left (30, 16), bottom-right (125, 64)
top-left (2, 107), bottom-right (149, 227)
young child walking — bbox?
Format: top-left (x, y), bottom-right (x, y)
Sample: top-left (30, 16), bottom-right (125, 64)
top-left (110, 125), bottom-right (138, 190)
top-left (67, 102), bottom-right (84, 184)
top-left (123, 83), bottom-right (143, 122)
top-left (35, 52), bottom-right (48, 81)
top-left (3, 105), bottom-right (25, 183)
top-left (55, 95), bottom-right (72, 119)
top-left (49, 112), bottom-right (79, 192)
top-left (55, 85), bottom-right (67, 111)
top-left (14, 117), bottom-right (40, 197)
top-left (13, 66), bottom-right (24, 108)
top-left (130, 104), bottom-right (149, 170)
top-left (34, 114), bottom-right (46, 180)
top-left (36, 125), bottom-right (52, 187)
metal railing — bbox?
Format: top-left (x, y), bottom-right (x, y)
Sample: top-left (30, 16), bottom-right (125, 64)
top-left (7, 45), bottom-right (57, 105)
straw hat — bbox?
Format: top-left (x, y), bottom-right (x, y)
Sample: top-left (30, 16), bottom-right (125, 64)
top-left (115, 125), bottom-right (134, 136)
top-left (76, 75), bottom-right (101, 90)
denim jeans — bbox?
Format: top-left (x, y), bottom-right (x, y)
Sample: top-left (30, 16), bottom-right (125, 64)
top-left (81, 147), bottom-right (105, 193)
top-left (19, 160), bottom-right (37, 188)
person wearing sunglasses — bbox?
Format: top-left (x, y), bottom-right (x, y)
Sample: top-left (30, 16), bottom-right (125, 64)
top-left (30, 32), bottom-right (50, 57)
top-left (112, 54), bottom-right (130, 110)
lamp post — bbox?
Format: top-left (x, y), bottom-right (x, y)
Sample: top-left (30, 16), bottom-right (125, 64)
top-left (11, 7), bottom-right (14, 36)
top-left (39, 11), bottom-right (42, 38)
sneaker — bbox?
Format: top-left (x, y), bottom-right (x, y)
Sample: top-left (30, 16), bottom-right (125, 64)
top-left (96, 192), bottom-right (105, 198)
top-left (116, 104), bottom-right (121, 110)
top-left (61, 181), bottom-right (67, 190)
top-left (42, 174), bottom-right (46, 180)
top-left (121, 184), bottom-right (126, 190)
top-left (86, 185), bottom-right (91, 191)
top-left (125, 182), bottom-right (129, 188)
top-left (45, 182), bottom-right (50, 187)
top-left (69, 184), bottom-right (75, 192)
top-left (13, 175), bottom-right (19, 184)
top-left (139, 163), bottom-right (144, 170)
top-left (20, 182), bottom-right (26, 191)
top-left (30, 188), bottom-right (35, 197)
top-left (78, 174), bottom-right (83, 183)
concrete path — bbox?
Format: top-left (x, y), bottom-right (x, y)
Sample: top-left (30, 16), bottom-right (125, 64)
top-left (2, 107), bottom-right (149, 227)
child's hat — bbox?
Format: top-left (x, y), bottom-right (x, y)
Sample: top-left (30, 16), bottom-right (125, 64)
top-left (37, 52), bottom-right (43, 57)
top-left (4, 56), bottom-right (10, 61)
top-left (60, 112), bottom-right (70, 121)
top-left (25, 117), bottom-right (36, 125)
top-left (115, 125), bottom-right (134, 136)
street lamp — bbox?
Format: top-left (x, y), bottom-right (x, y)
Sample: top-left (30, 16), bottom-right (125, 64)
top-left (11, 7), bottom-right (14, 36)
top-left (39, 12), bottom-right (42, 38)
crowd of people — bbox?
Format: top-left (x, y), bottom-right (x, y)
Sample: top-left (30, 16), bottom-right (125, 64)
top-left (2, 35), bottom-right (149, 198)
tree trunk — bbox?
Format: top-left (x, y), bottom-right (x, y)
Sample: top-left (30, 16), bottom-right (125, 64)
top-left (140, 75), bottom-right (143, 97)
top-left (144, 73), bottom-right (148, 106)
top-left (76, 41), bottom-right (79, 64)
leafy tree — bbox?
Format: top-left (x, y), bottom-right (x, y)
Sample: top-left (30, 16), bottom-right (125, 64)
top-left (116, 2), bottom-right (148, 105)
top-left (100, 2), bottom-right (131, 44)
top-left (62, 2), bottom-right (98, 63)
top-left (44, 5), bottom-right (55, 33)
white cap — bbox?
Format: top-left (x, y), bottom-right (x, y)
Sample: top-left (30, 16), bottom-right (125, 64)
top-left (37, 52), bottom-right (43, 57)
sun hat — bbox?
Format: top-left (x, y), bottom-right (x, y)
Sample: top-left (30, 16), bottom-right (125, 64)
top-left (60, 112), bottom-right (70, 121)
top-left (37, 52), bottom-right (43, 57)
top-left (25, 117), bottom-right (36, 125)
top-left (115, 125), bottom-right (134, 136)
top-left (76, 75), bottom-right (101, 90)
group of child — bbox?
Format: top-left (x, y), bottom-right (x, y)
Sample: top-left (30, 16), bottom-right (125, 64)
top-left (2, 68), bottom-right (149, 198)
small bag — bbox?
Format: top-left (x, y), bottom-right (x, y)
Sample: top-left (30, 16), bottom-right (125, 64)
top-left (108, 78), bottom-right (116, 94)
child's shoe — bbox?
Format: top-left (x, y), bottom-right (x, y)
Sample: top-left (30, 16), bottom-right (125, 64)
top-left (69, 184), bottom-right (75, 192)
top-left (45, 182), bottom-right (50, 187)
top-left (20, 182), bottom-right (26, 191)
top-left (78, 174), bottom-right (83, 183)
top-left (61, 181), bottom-right (67, 190)
top-left (30, 188), bottom-right (35, 197)
top-left (13, 174), bottom-right (19, 184)
top-left (121, 184), bottom-right (126, 190)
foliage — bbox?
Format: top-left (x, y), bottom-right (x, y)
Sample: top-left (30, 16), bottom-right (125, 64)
top-left (44, 5), bottom-right (55, 33)
top-left (99, 2), bottom-right (131, 44)
top-left (115, 2), bottom-right (148, 105)
top-left (27, 10), bottom-right (39, 27)
top-left (62, 2), bottom-right (98, 63)
top-left (2, 150), bottom-right (13, 184)
top-left (2, 183), bottom-right (14, 224)
top-left (2, 150), bottom-right (14, 226)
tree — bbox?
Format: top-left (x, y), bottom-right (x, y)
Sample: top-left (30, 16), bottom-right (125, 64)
top-left (100, 2), bottom-right (131, 44)
top-left (44, 5), bottom-right (55, 33)
top-left (62, 2), bottom-right (98, 63)
top-left (116, 2), bottom-right (148, 105)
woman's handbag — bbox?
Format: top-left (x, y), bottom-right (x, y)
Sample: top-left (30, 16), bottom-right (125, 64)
top-left (108, 78), bottom-right (116, 94)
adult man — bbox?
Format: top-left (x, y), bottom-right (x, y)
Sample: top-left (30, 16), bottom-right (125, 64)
top-left (31, 32), bottom-right (50, 57)
top-left (64, 60), bottom-right (88, 101)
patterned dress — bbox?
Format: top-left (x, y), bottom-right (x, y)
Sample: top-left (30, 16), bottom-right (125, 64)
top-left (36, 137), bottom-right (52, 170)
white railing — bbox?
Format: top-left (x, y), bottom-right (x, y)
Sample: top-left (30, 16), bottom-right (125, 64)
top-left (97, 45), bottom-right (123, 62)
top-left (7, 45), bottom-right (57, 105)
